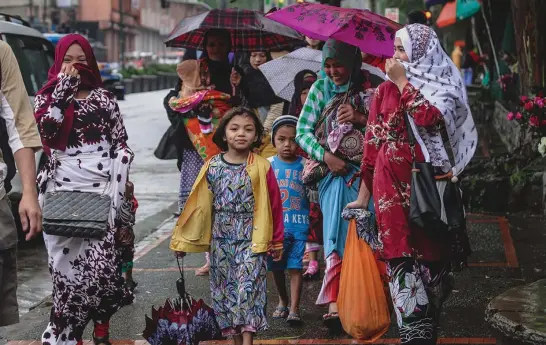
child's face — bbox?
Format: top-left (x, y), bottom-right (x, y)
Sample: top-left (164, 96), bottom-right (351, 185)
top-left (225, 114), bottom-right (257, 152)
top-left (275, 125), bottom-right (298, 161)
top-left (300, 88), bottom-right (310, 106)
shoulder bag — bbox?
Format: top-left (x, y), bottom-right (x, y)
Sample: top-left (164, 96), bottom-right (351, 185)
top-left (42, 152), bottom-right (111, 239)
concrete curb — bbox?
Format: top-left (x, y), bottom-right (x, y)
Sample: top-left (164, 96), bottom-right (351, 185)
top-left (485, 279), bottom-right (546, 345)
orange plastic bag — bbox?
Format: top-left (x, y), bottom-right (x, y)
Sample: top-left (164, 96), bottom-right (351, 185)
top-left (337, 220), bottom-right (390, 341)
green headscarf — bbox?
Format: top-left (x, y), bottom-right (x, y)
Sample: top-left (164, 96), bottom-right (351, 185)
top-left (321, 39), bottom-right (363, 102)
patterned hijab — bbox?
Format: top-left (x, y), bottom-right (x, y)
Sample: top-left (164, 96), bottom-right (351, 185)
top-left (396, 24), bottom-right (477, 175)
top-left (321, 39), bottom-right (362, 103)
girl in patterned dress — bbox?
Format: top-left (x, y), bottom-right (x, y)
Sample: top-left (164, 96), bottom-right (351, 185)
top-left (171, 107), bottom-right (284, 345)
top-left (348, 24), bottom-right (476, 345)
top-left (34, 34), bottom-right (133, 345)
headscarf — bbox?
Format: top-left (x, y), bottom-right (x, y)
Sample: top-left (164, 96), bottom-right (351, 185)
top-left (201, 29), bottom-right (232, 94)
top-left (288, 69), bottom-right (317, 116)
top-left (396, 24), bottom-right (477, 175)
top-left (35, 34), bottom-right (103, 152)
top-left (321, 39), bottom-right (363, 102)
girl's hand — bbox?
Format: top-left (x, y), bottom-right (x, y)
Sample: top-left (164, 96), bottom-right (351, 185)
top-left (174, 251), bottom-right (186, 258)
top-left (271, 248), bottom-right (283, 262)
top-left (60, 64), bottom-right (79, 78)
top-left (324, 152), bottom-right (348, 176)
top-left (230, 68), bottom-right (242, 87)
top-left (385, 58), bottom-right (408, 91)
top-left (337, 104), bottom-right (366, 125)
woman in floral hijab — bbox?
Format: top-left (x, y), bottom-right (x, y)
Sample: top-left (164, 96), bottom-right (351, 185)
top-left (348, 24), bottom-right (475, 345)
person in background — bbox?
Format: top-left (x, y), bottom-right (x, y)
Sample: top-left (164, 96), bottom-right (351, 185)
top-left (451, 41), bottom-right (465, 70)
top-left (173, 30), bottom-right (243, 277)
top-left (34, 34), bottom-right (134, 345)
top-left (407, 10), bottom-right (428, 25)
top-left (171, 107), bottom-right (284, 345)
top-left (268, 115), bottom-right (309, 325)
top-left (0, 40), bottom-right (42, 328)
top-left (305, 36), bottom-right (324, 51)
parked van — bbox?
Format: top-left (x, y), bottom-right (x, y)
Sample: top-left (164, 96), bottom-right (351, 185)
top-left (0, 13), bottom-right (53, 241)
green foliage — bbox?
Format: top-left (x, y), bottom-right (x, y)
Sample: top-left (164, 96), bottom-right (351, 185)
top-left (121, 64), bottom-right (177, 78)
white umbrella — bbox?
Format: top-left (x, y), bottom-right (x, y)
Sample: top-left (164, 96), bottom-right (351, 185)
top-left (259, 47), bottom-right (385, 102)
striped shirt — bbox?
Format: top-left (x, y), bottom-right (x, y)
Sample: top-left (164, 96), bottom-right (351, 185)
top-left (295, 80), bottom-right (328, 162)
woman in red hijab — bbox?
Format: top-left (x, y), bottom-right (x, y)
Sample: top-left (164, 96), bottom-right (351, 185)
top-left (34, 34), bottom-right (133, 345)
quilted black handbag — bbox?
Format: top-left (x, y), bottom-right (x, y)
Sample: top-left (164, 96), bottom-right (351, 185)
top-left (42, 153), bottom-right (111, 239)
top-left (404, 113), bottom-right (448, 238)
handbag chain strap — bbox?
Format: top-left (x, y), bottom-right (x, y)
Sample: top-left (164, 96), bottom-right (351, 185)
top-left (50, 150), bottom-right (110, 197)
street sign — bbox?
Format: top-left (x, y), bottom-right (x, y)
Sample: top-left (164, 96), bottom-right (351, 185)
top-left (385, 7), bottom-right (400, 23)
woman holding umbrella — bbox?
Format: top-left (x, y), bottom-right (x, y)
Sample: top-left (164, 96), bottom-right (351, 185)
top-left (295, 39), bottom-right (373, 330)
top-left (348, 24), bottom-right (475, 345)
top-left (170, 29), bottom-right (243, 277)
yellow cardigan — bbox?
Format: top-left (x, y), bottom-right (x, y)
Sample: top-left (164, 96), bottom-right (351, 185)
top-left (170, 153), bottom-right (284, 254)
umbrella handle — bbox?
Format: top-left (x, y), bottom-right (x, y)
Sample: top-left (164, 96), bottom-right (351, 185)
top-left (176, 256), bottom-right (186, 297)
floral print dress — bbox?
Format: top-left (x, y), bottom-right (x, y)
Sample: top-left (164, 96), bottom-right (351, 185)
top-left (34, 74), bottom-right (133, 345)
top-left (360, 81), bottom-right (453, 345)
top-left (206, 155), bottom-right (268, 336)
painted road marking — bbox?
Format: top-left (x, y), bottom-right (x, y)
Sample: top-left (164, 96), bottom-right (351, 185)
top-left (7, 338), bottom-right (497, 345)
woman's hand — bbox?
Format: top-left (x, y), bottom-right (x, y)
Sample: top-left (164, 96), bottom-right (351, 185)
top-left (346, 199), bottom-right (369, 210)
top-left (337, 104), bottom-right (367, 125)
top-left (60, 64), bottom-right (79, 78)
top-left (386, 58), bottom-right (408, 92)
top-left (174, 251), bottom-right (186, 258)
top-left (230, 68), bottom-right (242, 87)
top-left (324, 152), bottom-right (348, 176)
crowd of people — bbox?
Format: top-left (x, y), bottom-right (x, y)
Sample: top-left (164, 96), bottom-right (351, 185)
top-left (0, 10), bottom-right (476, 345)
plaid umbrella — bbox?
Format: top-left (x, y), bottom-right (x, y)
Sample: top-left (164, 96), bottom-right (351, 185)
top-left (164, 8), bottom-right (304, 51)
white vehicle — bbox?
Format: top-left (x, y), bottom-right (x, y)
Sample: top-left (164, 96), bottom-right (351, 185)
top-left (0, 13), bottom-right (54, 241)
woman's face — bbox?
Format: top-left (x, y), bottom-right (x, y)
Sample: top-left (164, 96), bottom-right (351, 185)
top-left (305, 36), bottom-right (321, 48)
top-left (250, 52), bottom-right (267, 70)
top-left (206, 34), bottom-right (229, 61)
top-left (393, 37), bottom-right (410, 62)
top-left (324, 58), bottom-right (351, 86)
top-left (62, 43), bottom-right (88, 69)
top-left (300, 88), bottom-right (310, 106)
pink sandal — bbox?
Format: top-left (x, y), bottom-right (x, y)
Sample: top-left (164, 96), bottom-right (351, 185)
top-left (195, 264), bottom-right (209, 276)
top-left (303, 260), bottom-right (319, 280)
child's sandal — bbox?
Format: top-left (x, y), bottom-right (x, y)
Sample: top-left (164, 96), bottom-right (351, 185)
top-left (303, 261), bottom-right (320, 280)
top-left (272, 306), bottom-right (289, 319)
top-left (287, 313), bottom-right (302, 326)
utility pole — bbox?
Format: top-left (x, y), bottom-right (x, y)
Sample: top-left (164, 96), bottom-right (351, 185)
top-left (119, 0), bottom-right (125, 69)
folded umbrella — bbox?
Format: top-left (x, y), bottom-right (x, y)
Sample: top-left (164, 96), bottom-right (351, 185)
top-left (267, 2), bottom-right (402, 58)
top-left (143, 257), bottom-right (223, 345)
top-left (165, 8), bottom-right (304, 52)
top-left (259, 47), bottom-right (385, 102)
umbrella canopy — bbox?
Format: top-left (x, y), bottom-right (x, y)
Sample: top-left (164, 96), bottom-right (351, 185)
top-left (436, 0), bottom-right (481, 28)
top-left (143, 257), bottom-right (223, 345)
top-left (266, 2), bottom-right (402, 58)
top-left (258, 47), bottom-right (385, 102)
top-left (165, 8), bottom-right (304, 51)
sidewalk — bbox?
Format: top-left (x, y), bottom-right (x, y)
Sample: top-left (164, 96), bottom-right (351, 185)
top-left (2, 213), bottom-right (525, 344)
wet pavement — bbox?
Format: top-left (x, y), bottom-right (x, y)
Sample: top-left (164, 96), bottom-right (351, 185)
top-left (1, 211), bottom-right (531, 344)
top-left (1, 90), bottom-right (180, 331)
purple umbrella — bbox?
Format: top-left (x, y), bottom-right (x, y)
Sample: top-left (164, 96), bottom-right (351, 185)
top-left (267, 2), bottom-right (402, 58)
